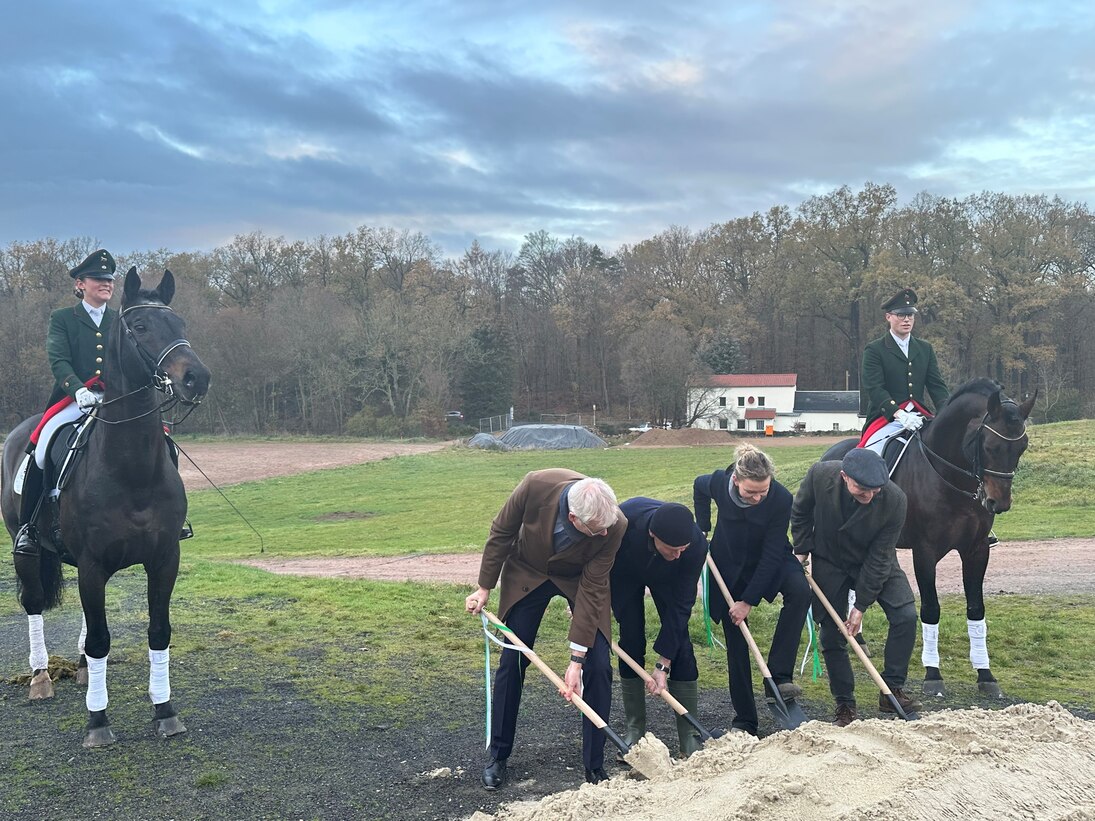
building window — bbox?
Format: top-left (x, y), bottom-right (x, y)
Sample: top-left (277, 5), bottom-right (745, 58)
top-left (757, 395), bottom-right (765, 406)
top-left (719, 396), bottom-right (726, 407)
top-left (833, 422), bottom-right (840, 431)
top-left (736, 419), bottom-right (746, 430)
top-left (719, 417), bottom-right (728, 429)
top-left (755, 420), bottom-right (765, 431)
top-left (737, 396), bottom-right (745, 407)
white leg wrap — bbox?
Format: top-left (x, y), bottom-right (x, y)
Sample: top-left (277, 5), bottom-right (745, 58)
top-left (77, 614), bottom-right (88, 656)
top-left (967, 618), bottom-right (990, 669)
top-left (149, 648), bottom-right (171, 704)
top-left (28, 615), bottom-right (49, 671)
top-left (86, 655), bottom-right (109, 712)
top-left (921, 622), bottom-right (940, 668)
top-left (847, 589), bottom-right (856, 616)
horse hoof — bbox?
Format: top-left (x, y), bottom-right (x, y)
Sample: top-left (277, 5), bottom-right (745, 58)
top-left (154, 716), bottom-right (187, 738)
top-left (978, 681), bottom-right (1004, 698)
top-left (29, 670), bottom-right (54, 700)
top-left (83, 727), bottom-right (117, 748)
top-left (922, 679), bottom-right (946, 697)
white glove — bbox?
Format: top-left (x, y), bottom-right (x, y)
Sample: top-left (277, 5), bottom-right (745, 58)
top-left (75, 387), bottom-right (103, 409)
top-left (894, 408), bottom-right (923, 431)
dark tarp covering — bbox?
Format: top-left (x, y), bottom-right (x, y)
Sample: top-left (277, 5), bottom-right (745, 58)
top-left (498, 424), bottom-right (607, 450)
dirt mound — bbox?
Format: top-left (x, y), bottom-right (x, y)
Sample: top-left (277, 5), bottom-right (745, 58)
top-left (630, 429), bottom-right (737, 446)
top-left (473, 702), bottom-right (1095, 821)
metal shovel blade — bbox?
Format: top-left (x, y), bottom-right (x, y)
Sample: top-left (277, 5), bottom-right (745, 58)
top-left (764, 677), bottom-right (809, 730)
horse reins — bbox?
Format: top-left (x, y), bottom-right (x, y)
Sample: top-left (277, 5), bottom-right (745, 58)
top-left (915, 400), bottom-right (1028, 502)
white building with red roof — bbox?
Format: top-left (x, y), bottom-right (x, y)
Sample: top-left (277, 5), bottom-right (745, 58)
top-left (689, 373), bottom-right (861, 434)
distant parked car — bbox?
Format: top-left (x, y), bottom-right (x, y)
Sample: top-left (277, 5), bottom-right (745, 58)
top-left (445, 411), bottom-right (464, 421)
top-left (628, 423), bottom-right (652, 432)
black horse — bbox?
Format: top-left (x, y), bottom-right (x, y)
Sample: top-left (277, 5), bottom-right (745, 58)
top-left (1, 267), bottom-right (210, 746)
top-left (821, 378), bottom-right (1035, 697)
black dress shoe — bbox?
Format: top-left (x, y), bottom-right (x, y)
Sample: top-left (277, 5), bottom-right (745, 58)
top-left (482, 757), bottom-right (506, 790)
top-left (584, 767), bottom-right (608, 784)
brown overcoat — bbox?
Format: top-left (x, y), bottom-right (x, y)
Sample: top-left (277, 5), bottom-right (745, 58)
top-left (477, 469), bottom-right (627, 648)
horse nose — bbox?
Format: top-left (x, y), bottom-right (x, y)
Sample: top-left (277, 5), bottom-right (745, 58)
top-left (184, 367), bottom-right (211, 398)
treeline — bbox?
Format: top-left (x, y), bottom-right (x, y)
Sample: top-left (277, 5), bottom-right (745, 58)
top-left (2, 183), bottom-right (1093, 435)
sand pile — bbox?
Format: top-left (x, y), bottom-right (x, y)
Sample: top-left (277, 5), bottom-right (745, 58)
top-left (469, 703), bottom-right (1095, 821)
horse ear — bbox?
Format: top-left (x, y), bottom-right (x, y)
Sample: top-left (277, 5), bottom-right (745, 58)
top-left (1019, 389), bottom-right (1038, 420)
top-left (987, 390), bottom-right (1002, 416)
top-left (158, 269), bottom-right (176, 305)
top-left (123, 267), bottom-right (141, 302)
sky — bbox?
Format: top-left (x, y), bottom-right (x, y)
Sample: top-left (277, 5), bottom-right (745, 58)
top-left (3, 1), bottom-right (1094, 259)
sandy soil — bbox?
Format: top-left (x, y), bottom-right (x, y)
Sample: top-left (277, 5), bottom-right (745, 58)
top-left (175, 439), bottom-right (453, 490)
top-left (471, 703), bottom-right (1095, 821)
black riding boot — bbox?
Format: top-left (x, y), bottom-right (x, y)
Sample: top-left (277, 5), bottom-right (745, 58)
top-left (13, 461), bottom-right (45, 557)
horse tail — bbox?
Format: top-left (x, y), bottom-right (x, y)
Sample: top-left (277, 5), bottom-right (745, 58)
top-left (15, 551), bottom-right (65, 611)
top-left (40, 551), bottom-right (65, 610)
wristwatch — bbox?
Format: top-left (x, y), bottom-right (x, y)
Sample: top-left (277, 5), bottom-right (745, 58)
top-left (654, 661), bottom-right (671, 673)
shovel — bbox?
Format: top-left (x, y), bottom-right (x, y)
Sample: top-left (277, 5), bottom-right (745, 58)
top-left (705, 556), bottom-right (809, 730)
top-left (480, 609), bottom-right (673, 780)
top-left (611, 640), bottom-right (716, 742)
top-left (804, 571), bottom-right (913, 721)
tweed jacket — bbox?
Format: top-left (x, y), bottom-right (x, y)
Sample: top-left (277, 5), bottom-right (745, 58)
top-left (46, 303), bottom-right (116, 406)
top-left (790, 461), bottom-right (909, 611)
top-left (477, 469), bottom-right (627, 648)
top-left (860, 332), bottom-right (949, 427)
top-left (612, 497), bottom-right (708, 662)
top-left (694, 471), bottom-right (803, 619)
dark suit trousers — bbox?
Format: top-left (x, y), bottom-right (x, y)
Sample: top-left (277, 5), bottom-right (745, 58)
top-left (489, 580), bottom-right (611, 770)
top-left (719, 568), bottom-right (810, 733)
top-left (811, 555), bottom-right (917, 705)
top-left (612, 576), bottom-right (699, 681)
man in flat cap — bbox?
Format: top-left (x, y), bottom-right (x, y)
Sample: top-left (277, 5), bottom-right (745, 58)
top-left (791, 448), bottom-right (920, 726)
top-left (611, 497), bottom-right (708, 757)
top-left (465, 470), bottom-right (626, 789)
top-left (860, 287), bottom-right (949, 456)
top-left (12, 250), bottom-right (117, 557)
top-left (694, 443), bottom-right (810, 736)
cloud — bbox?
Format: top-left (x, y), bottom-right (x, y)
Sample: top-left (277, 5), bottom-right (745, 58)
top-left (2, 0), bottom-right (1094, 256)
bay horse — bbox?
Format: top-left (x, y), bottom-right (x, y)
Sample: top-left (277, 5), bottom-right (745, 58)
top-left (820, 378), bottom-right (1035, 697)
top-left (1, 267), bottom-right (210, 746)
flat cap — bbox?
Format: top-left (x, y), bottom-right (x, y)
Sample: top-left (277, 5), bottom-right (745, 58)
top-left (841, 448), bottom-right (889, 489)
top-left (69, 249), bottom-right (116, 280)
top-left (649, 502), bottom-right (695, 548)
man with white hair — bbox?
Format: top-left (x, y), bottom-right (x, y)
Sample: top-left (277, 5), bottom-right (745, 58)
top-left (465, 469), bottom-right (626, 790)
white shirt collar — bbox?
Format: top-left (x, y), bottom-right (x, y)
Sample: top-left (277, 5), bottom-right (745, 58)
top-left (889, 329), bottom-right (910, 356)
top-left (82, 301), bottom-right (105, 326)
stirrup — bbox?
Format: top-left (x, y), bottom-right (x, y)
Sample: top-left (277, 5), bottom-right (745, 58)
top-left (180, 519), bottom-right (194, 541)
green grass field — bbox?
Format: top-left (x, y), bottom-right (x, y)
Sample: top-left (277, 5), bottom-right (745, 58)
top-left (5, 421), bottom-right (1094, 713)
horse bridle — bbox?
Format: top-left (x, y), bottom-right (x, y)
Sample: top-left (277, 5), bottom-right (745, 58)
top-left (118, 303), bottom-right (200, 405)
top-left (916, 400), bottom-right (1028, 502)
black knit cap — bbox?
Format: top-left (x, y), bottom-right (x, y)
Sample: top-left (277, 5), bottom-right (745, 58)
top-left (649, 503), bottom-right (695, 548)
top-left (69, 249), bottom-right (116, 280)
top-left (841, 448), bottom-right (889, 489)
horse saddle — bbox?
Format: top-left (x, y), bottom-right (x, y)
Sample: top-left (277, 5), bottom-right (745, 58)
top-left (879, 416), bottom-right (934, 476)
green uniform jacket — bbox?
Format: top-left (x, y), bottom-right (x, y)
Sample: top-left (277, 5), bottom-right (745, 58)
top-left (859, 333), bottom-right (949, 428)
top-left (46, 303), bottom-right (115, 406)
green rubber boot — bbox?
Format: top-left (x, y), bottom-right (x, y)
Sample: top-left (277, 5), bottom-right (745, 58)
top-left (668, 679), bottom-right (703, 758)
top-left (617, 675), bottom-right (647, 762)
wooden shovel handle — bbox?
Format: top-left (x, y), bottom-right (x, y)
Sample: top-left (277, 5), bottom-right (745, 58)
top-left (803, 570), bottom-right (894, 696)
top-left (610, 640), bottom-right (688, 716)
top-left (481, 609), bottom-right (609, 730)
top-left (705, 555), bottom-right (773, 678)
